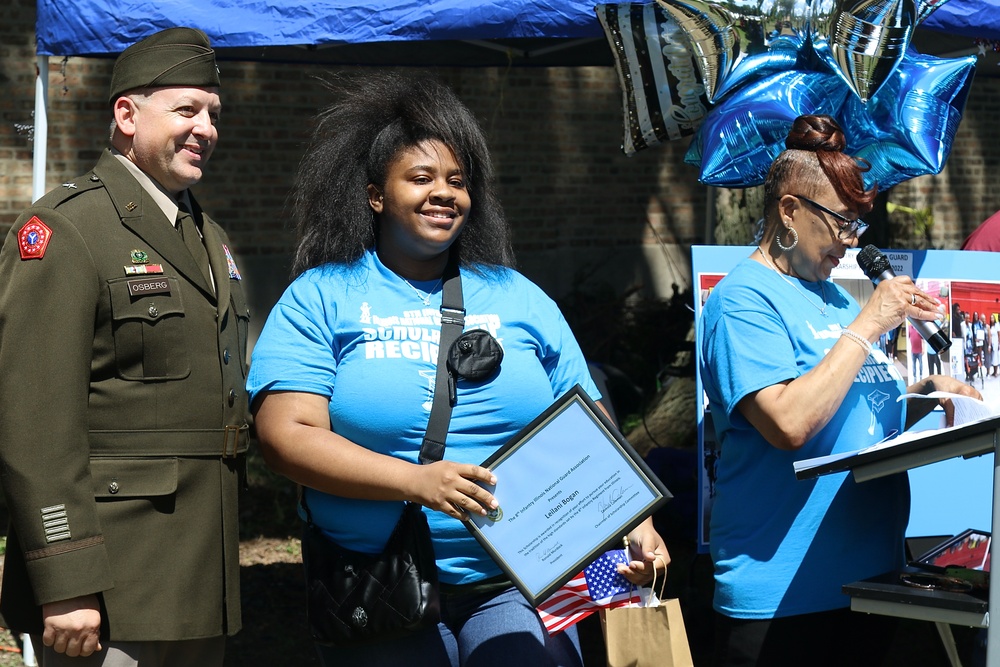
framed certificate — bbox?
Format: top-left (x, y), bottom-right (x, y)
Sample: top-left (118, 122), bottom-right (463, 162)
top-left (464, 384), bottom-right (671, 606)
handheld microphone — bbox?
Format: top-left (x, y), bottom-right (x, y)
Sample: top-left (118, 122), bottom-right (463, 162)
top-left (856, 244), bottom-right (950, 354)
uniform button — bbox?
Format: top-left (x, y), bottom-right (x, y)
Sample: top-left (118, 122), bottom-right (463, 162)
top-left (108, 481), bottom-right (120, 494)
top-left (223, 349), bottom-right (231, 364)
top-left (148, 304), bottom-right (158, 317)
top-left (228, 389), bottom-right (237, 406)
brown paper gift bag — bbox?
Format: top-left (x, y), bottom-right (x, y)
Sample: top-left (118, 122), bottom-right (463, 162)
top-left (604, 566), bottom-right (694, 667)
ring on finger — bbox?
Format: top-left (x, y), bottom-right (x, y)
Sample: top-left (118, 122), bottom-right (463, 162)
top-left (911, 293), bottom-right (917, 306)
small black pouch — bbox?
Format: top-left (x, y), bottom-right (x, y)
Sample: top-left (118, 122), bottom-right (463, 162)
top-left (447, 329), bottom-right (503, 381)
top-left (302, 502), bottom-right (441, 647)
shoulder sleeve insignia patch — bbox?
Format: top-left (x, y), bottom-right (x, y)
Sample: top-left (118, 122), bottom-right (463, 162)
top-left (223, 244), bottom-right (242, 280)
top-left (18, 216), bottom-right (53, 260)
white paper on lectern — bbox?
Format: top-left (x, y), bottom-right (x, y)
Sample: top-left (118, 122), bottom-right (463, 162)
top-left (902, 391), bottom-right (995, 425)
top-left (793, 392), bottom-right (1000, 478)
top-left (861, 392), bottom-right (1000, 451)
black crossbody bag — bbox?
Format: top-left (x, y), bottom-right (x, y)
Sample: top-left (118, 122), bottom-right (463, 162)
top-left (301, 261), bottom-right (503, 647)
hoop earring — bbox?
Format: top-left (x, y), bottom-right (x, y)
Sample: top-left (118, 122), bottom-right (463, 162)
top-left (776, 226), bottom-right (798, 251)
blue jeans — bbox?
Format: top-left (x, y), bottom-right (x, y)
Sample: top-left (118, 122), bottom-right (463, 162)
top-left (912, 351), bottom-right (924, 380)
top-left (315, 585), bottom-right (583, 667)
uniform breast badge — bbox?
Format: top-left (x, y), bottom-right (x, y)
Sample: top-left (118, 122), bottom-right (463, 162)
top-left (18, 216), bottom-right (53, 260)
top-left (124, 249), bottom-right (164, 274)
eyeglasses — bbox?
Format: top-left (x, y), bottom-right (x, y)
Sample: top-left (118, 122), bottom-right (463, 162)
top-left (793, 195), bottom-right (869, 239)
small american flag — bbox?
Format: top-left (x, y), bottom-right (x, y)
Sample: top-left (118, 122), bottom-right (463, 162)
top-left (536, 549), bottom-right (640, 634)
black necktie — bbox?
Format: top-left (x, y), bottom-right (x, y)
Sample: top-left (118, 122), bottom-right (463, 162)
top-left (176, 203), bottom-right (212, 285)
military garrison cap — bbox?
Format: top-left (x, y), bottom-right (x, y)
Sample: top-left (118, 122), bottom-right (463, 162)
top-left (109, 27), bottom-right (219, 105)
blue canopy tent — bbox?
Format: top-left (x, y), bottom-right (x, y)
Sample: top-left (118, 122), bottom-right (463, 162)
top-left (34, 0), bottom-right (1000, 64)
top-left (922, 0), bottom-right (1000, 39)
top-left (31, 0), bottom-right (1000, 199)
top-left (35, 0), bottom-right (617, 66)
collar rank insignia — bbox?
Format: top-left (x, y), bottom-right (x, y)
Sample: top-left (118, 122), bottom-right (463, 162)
top-left (130, 249), bottom-right (149, 264)
top-left (124, 264), bottom-right (164, 275)
top-left (61, 182), bottom-right (77, 189)
top-left (223, 244), bottom-right (242, 280)
top-left (18, 216), bottom-right (53, 260)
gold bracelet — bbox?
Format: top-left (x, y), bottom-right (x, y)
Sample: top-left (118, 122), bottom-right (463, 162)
top-left (840, 328), bottom-right (872, 355)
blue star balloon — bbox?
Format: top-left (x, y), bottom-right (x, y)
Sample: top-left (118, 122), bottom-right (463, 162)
top-left (686, 48), bottom-right (976, 189)
top-left (847, 48), bottom-right (977, 188)
top-left (684, 70), bottom-right (850, 185)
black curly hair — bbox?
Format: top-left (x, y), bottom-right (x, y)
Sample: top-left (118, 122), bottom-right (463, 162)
top-left (288, 70), bottom-right (515, 278)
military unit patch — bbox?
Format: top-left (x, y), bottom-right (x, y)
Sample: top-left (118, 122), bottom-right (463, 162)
top-left (223, 244), bottom-right (242, 280)
top-left (18, 216), bottom-right (53, 260)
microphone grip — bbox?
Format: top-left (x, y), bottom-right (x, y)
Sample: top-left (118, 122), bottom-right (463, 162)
top-left (870, 268), bottom-right (949, 355)
top-left (909, 318), bottom-right (950, 354)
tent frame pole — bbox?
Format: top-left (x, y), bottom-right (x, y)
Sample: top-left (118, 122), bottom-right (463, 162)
top-left (33, 55), bottom-right (49, 203)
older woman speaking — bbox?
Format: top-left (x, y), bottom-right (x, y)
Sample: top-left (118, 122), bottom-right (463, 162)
top-left (699, 114), bottom-right (979, 667)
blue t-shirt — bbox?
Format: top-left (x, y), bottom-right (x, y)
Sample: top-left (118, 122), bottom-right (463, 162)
top-left (699, 257), bottom-right (909, 619)
top-left (246, 249), bottom-right (600, 585)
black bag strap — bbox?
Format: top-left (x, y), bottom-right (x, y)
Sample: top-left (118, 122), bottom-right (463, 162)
top-left (302, 260), bottom-right (462, 523)
top-left (419, 259), bottom-right (463, 465)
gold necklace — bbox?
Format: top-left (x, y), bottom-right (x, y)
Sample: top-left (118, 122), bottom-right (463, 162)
top-left (757, 248), bottom-right (828, 317)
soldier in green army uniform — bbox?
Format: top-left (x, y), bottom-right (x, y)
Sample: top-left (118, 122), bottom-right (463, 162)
top-left (0, 27), bottom-right (250, 665)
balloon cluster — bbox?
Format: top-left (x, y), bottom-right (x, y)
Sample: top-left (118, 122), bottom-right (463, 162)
top-left (595, 0), bottom-right (977, 190)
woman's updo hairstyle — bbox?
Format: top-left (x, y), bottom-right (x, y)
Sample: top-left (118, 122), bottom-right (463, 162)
top-left (763, 114), bottom-right (878, 217)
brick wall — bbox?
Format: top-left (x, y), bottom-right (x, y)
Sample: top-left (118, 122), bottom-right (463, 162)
top-left (0, 0), bottom-right (37, 225)
top-left (4, 0), bottom-right (1000, 310)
